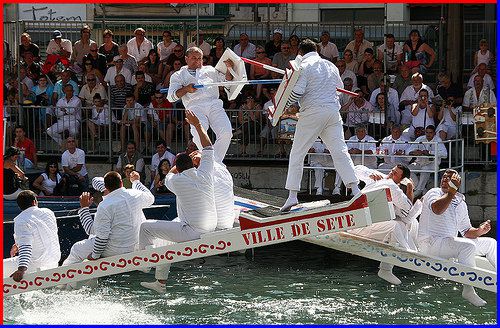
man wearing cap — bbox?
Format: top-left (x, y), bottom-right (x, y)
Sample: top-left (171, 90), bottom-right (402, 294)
top-left (46, 30), bottom-right (72, 59)
top-left (127, 28), bottom-right (153, 64)
top-left (187, 31), bottom-right (211, 57)
top-left (265, 28), bottom-right (283, 59)
top-left (71, 25), bottom-right (96, 68)
top-left (280, 39), bottom-right (360, 211)
top-left (318, 31), bottom-right (339, 63)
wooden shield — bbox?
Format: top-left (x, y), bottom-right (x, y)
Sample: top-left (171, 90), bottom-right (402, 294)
top-left (215, 48), bottom-right (247, 101)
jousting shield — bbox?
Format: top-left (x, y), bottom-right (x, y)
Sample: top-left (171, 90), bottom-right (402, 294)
top-left (215, 48), bottom-right (247, 101)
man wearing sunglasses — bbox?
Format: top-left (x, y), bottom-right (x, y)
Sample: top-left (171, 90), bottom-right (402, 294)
top-left (82, 43), bottom-right (107, 76)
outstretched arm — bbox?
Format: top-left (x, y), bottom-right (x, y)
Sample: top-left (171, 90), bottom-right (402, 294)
top-left (185, 110), bottom-right (212, 148)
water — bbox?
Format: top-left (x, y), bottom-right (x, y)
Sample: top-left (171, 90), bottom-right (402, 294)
top-left (4, 242), bottom-right (496, 324)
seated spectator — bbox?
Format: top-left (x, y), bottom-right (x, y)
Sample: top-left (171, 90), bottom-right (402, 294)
top-left (288, 34), bottom-right (300, 56)
top-left (345, 28), bottom-right (373, 64)
top-left (378, 124), bottom-right (410, 170)
top-left (83, 42), bottom-right (107, 77)
top-left (377, 33), bottom-right (403, 74)
top-left (369, 76), bottom-right (399, 115)
top-left (473, 39), bottom-right (494, 72)
top-left (157, 30), bottom-right (177, 62)
top-left (99, 29), bottom-right (119, 67)
top-left (110, 74), bottom-right (133, 120)
top-left (341, 88), bottom-right (374, 136)
top-left (366, 60), bottom-right (384, 94)
top-left (152, 159), bottom-right (172, 194)
top-left (399, 72), bottom-right (434, 127)
top-left (436, 72), bottom-right (463, 107)
top-left (309, 138), bottom-right (334, 195)
top-left (371, 93), bottom-right (391, 138)
top-left (234, 33), bottom-right (256, 59)
top-left (144, 49), bottom-right (164, 86)
top-left (403, 29), bottom-right (436, 74)
top-left (116, 43), bottom-right (138, 74)
top-left (19, 32), bottom-right (40, 62)
top-left (150, 139), bottom-right (176, 185)
top-left (47, 84), bottom-right (82, 146)
top-left (343, 49), bottom-right (359, 73)
top-left (318, 30), bottom-right (339, 63)
top-left (127, 28), bottom-right (153, 64)
top-left (237, 95), bottom-right (262, 156)
top-left (338, 77), bottom-right (355, 107)
top-left (357, 48), bottom-right (376, 96)
top-left (436, 100), bottom-right (460, 141)
top-left (393, 64), bottom-right (412, 97)
top-left (33, 160), bottom-right (65, 196)
top-left (87, 93), bottom-right (117, 153)
top-left (408, 89), bottom-right (435, 140)
top-left (146, 91), bottom-right (175, 146)
top-left (21, 51), bottom-right (42, 83)
top-left (165, 44), bottom-right (186, 73)
top-left (265, 28), bottom-right (283, 59)
top-left (104, 58), bottom-right (132, 86)
top-left (122, 164), bottom-right (135, 189)
top-left (467, 63), bottom-right (495, 91)
top-left (209, 36), bottom-right (225, 66)
top-left (131, 63), bottom-right (153, 85)
top-left (13, 125), bottom-right (37, 169)
top-left (187, 31), bottom-right (211, 58)
top-left (45, 30), bottom-right (72, 70)
top-left (19, 65), bottom-right (34, 91)
top-left (71, 25), bottom-right (96, 69)
top-left (462, 75), bottom-right (496, 112)
top-left (250, 45), bottom-right (272, 99)
top-left (133, 70), bottom-right (155, 106)
top-left (408, 125), bottom-right (447, 198)
top-left (3, 147), bottom-right (27, 200)
top-left (51, 68), bottom-right (79, 106)
top-left (61, 137), bottom-right (89, 194)
top-left (30, 74), bottom-right (53, 127)
top-left (120, 94), bottom-right (146, 152)
top-left (161, 58), bottom-right (182, 89)
top-left (79, 73), bottom-right (107, 108)
top-left (336, 60), bottom-right (357, 90)
top-left (272, 42), bottom-right (296, 73)
top-left (346, 125), bottom-right (377, 168)
top-left (116, 140), bottom-right (145, 182)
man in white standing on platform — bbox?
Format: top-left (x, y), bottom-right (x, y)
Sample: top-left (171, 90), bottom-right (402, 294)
top-left (4, 191), bottom-right (61, 282)
top-left (167, 47), bottom-right (234, 162)
top-left (281, 39), bottom-right (360, 211)
top-left (139, 110), bottom-right (217, 293)
top-left (418, 169), bottom-right (497, 306)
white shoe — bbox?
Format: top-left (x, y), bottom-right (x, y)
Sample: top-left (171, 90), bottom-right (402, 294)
top-left (332, 187), bottom-right (341, 195)
top-left (377, 268), bottom-right (402, 285)
top-left (280, 196), bottom-right (298, 212)
top-left (140, 280), bottom-right (166, 293)
top-left (462, 286), bottom-right (487, 307)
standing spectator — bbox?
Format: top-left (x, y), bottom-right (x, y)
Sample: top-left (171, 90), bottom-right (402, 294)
top-left (110, 74), bottom-right (133, 119)
top-left (52, 68), bottom-right (79, 105)
top-left (233, 33), bottom-right (256, 59)
top-left (343, 49), bottom-right (359, 73)
top-left (146, 91), bottom-right (175, 146)
top-left (98, 29), bottom-right (119, 67)
top-left (408, 89), bottom-right (435, 140)
top-left (61, 136), bottom-right (89, 193)
top-left (378, 124), bottom-right (410, 170)
top-left (13, 125), bottom-right (37, 169)
top-left (259, 87), bottom-right (279, 155)
top-left (393, 64), bottom-right (412, 97)
top-left (436, 72), bottom-right (463, 107)
top-left (318, 30), bottom-right (339, 63)
top-left (165, 44), bottom-right (186, 73)
top-left (377, 33), bottom-right (403, 74)
top-left (120, 94), bottom-right (146, 152)
top-left (336, 59), bottom-right (358, 88)
top-left (83, 43), bottom-right (107, 77)
top-left (345, 28), bottom-right (373, 64)
top-left (87, 93), bottom-right (116, 153)
top-left (403, 29), bottom-right (436, 74)
top-left (399, 72), bottom-right (434, 126)
top-left (150, 140), bottom-right (176, 185)
top-left (116, 43), bottom-right (138, 74)
top-left (462, 75), bottom-right (496, 112)
top-left (209, 36), bottom-right (225, 66)
top-left (272, 42), bottom-right (295, 72)
top-left (116, 140), bottom-right (146, 182)
top-left (133, 71), bottom-right (155, 106)
top-left (342, 88), bottom-right (374, 136)
top-left (157, 30), bottom-right (177, 62)
top-left (71, 25), bottom-right (96, 69)
top-left (144, 49), bottom-right (164, 86)
top-left (47, 84), bottom-right (82, 146)
top-left (265, 28), bottom-right (284, 59)
top-left (79, 72), bottom-right (107, 109)
top-left (473, 39), bottom-right (494, 71)
top-left (467, 63), bottom-right (495, 90)
top-left (19, 32), bottom-right (40, 62)
top-left (288, 34), bottom-right (300, 56)
top-left (127, 28), bottom-right (153, 64)
top-left (187, 31), bottom-right (211, 57)
top-left (33, 160), bottom-right (65, 196)
top-left (104, 58), bottom-right (132, 86)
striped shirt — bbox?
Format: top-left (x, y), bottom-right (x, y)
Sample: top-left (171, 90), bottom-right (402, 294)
top-left (110, 83), bottom-right (133, 109)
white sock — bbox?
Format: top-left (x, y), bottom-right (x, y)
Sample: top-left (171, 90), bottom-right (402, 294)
top-left (281, 190), bottom-right (299, 211)
top-left (462, 285), bottom-right (487, 307)
top-left (377, 268), bottom-right (402, 285)
top-left (348, 183), bottom-right (360, 196)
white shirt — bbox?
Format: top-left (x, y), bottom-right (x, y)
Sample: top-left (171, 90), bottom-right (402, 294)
top-left (39, 172), bottom-right (63, 195)
top-left (104, 66), bottom-right (132, 86)
top-left (151, 151), bottom-right (176, 175)
top-left (167, 65), bottom-right (225, 107)
top-left (90, 105), bottom-right (116, 125)
top-left (157, 41), bottom-right (178, 61)
top-left (377, 43), bottom-right (403, 70)
top-left (319, 42), bottom-right (339, 62)
top-left (369, 87), bottom-right (399, 111)
top-left (61, 148), bottom-right (88, 177)
top-left (234, 42), bottom-right (256, 59)
top-left (347, 134), bottom-right (377, 167)
top-left (345, 100), bottom-right (374, 127)
top-left (340, 69), bottom-right (358, 88)
top-left (14, 206), bottom-right (61, 269)
top-left (127, 37), bottom-right (153, 62)
top-left (187, 41), bottom-right (211, 57)
top-left (79, 83), bottom-right (108, 107)
top-left (419, 188), bottom-right (471, 240)
top-left (408, 135), bottom-right (448, 166)
top-left (463, 87), bottom-right (497, 108)
top-left (46, 39), bottom-right (73, 56)
top-left (292, 52), bottom-right (343, 113)
top-left (438, 106), bottom-right (460, 127)
top-left (55, 96), bottom-right (82, 121)
top-left (92, 181), bottom-right (154, 257)
top-left (399, 84), bottom-right (435, 125)
top-left (131, 73), bottom-right (153, 85)
top-left (165, 147), bottom-right (217, 233)
top-left (380, 134), bottom-right (410, 165)
top-left (123, 102), bottom-right (146, 122)
top-left (411, 105), bottom-right (435, 129)
top-left (467, 73), bottom-right (495, 90)
top-left (214, 161), bottom-right (235, 230)
top-left (345, 39), bottom-right (373, 63)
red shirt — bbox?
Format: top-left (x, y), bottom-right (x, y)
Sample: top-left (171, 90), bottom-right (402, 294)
top-left (15, 138), bottom-right (36, 162)
top-left (152, 100), bottom-right (174, 122)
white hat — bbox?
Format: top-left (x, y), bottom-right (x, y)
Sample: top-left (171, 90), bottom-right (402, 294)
top-left (273, 28), bottom-right (283, 35)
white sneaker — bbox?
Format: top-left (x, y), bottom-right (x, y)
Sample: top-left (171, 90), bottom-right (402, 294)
top-left (140, 280), bottom-right (166, 293)
top-left (280, 197), bottom-right (298, 212)
top-left (462, 285), bottom-right (487, 307)
top-left (377, 268), bottom-right (402, 285)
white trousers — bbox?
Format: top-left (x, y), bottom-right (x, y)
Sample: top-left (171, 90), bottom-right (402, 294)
top-left (286, 110), bottom-right (358, 191)
top-left (139, 218), bottom-right (201, 280)
top-left (62, 237), bottom-right (134, 266)
top-left (3, 257), bottom-right (59, 278)
top-left (46, 117), bottom-right (80, 146)
top-left (410, 162), bottom-right (436, 191)
top-left (190, 99), bottom-right (232, 163)
top-left (419, 236), bottom-right (497, 269)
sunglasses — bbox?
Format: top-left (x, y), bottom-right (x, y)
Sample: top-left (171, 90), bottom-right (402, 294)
top-left (155, 96), bottom-right (163, 99)
top-left (67, 140), bottom-right (75, 143)
top-left (49, 165), bottom-right (57, 168)
top-left (87, 78), bottom-right (96, 81)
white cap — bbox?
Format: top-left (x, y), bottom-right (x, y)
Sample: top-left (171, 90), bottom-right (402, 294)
top-left (273, 28), bottom-right (283, 35)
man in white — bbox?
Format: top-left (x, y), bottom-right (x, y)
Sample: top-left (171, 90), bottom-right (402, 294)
top-left (378, 124), bottom-right (410, 170)
top-left (407, 125), bottom-right (448, 198)
top-left (4, 190), bottom-right (61, 281)
top-left (104, 57), bottom-right (132, 86)
top-left (62, 136), bottom-right (89, 192)
top-left (187, 32), bottom-right (211, 57)
top-left (335, 59), bottom-right (357, 88)
top-left (399, 73), bottom-right (434, 126)
top-left (150, 140), bottom-right (176, 187)
top-left (281, 39), bottom-right (360, 211)
top-left (466, 63), bottom-right (495, 90)
top-left (46, 30), bottom-right (72, 58)
top-left (408, 89), bottom-right (435, 140)
top-left (462, 75), bottom-right (497, 112)
top-left (418, 169), bottom-right (496, 306)
top-left (127, 28), bottom-right (153, 64)
top-left (350, 164), bottom-right (420, 285)
top-left (308, 138), bottom-right (334, 196)
top-left (318, 31), bottom-right (339, 63)
top-left (233, 33), bottom-right (256, 59)
top-left (47, 84), bottom-right (82, 146)
top-left (63, 170), bottom-right (154, 265)
top-left (78, 73), bottom-right (107, 107)
top-left (139, 110), bottom-right (217, 293)
top-left (167, 47), bottom-right (234, 162)
top-left (376, 33), bottom-right (403, 74)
